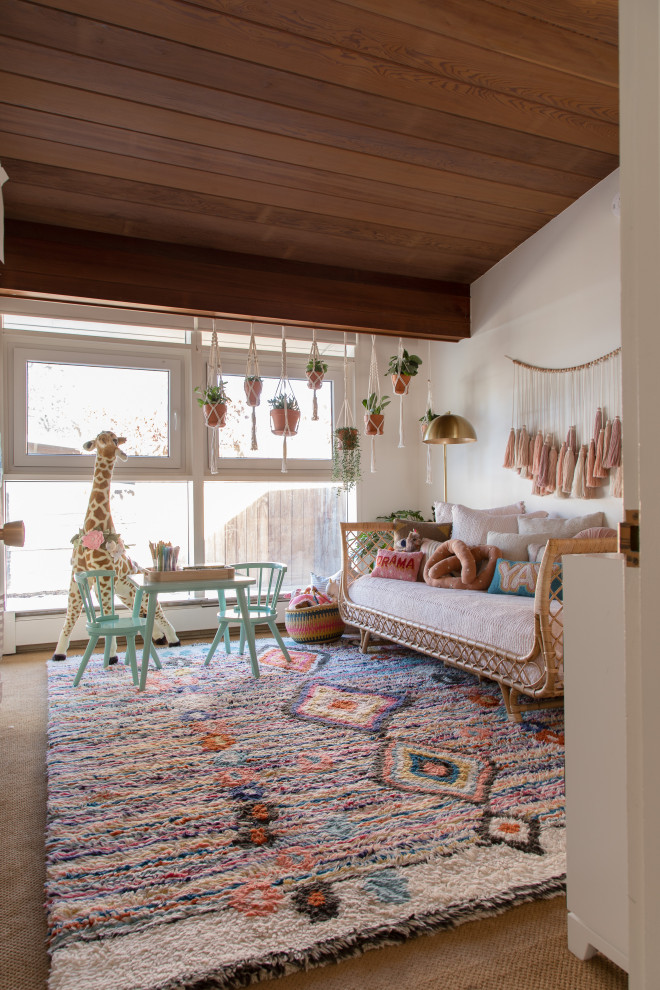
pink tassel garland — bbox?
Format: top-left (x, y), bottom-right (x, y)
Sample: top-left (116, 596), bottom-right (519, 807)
top-left (531, 430), bottom-right (543, 478)
top-left (593, 407), bottom-right (602, 445)
top-left (606, 415), bottom-right (621, 468)
top-left (602, 419), bottom-right (612, 468)
top-left (556, 443), bottom-right (567, 496)
top-left (594, 428), bottom-right (608, 478)
top-left (562, 445), bottom-right (576, 494)
top-left (503, 428), bottom-right (515, 469)
top-left (571, 445), bottom-right (586, 498)
top-left (586, 439), bottom-right (598, 487)
top-left (545, 445), bottom-right (558, 493)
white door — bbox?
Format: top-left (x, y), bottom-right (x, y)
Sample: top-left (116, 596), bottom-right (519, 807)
top-left (620, 1), bottom-right (660, 986)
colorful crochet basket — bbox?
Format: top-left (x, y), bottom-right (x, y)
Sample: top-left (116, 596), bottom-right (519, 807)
top-left (284, 601), bottom-right (345, 644)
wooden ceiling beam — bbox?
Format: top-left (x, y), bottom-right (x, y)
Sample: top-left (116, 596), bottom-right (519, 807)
top-left (0, 221), bottom-right (471, 341)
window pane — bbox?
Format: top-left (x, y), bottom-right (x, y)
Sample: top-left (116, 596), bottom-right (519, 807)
top-left (26, 360), bottom-right (170, 456)
top-left (215, 375), bottom-right (332, 460)
top-left (5, 481), bottom-right (189, 610)
top-left (204, 481), bottom-right (353, 592)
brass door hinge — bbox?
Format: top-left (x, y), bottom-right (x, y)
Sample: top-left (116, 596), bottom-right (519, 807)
top-left (619, 509), bottom-right (640, 567)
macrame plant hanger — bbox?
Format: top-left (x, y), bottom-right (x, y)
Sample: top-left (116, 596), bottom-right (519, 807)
top-left (333, 331), bottom-right (361, 493)
top-left (366, 334), bottom-right (383, 473)
top-left (425, 340), bottom-right (434, 486)
top-left (270, 326), bottom-right (299, 473)
top-left (307, 327), bottom-right (323, 421)
top-left (206, 321), bottom-right (225, 475)
top-left (394, 336), bottom-right (407, 448)
top-left (244, 323), bottom-right (261, 451)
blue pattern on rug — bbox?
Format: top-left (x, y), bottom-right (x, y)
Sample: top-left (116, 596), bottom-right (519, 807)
top-left (45, 638), bottom-right (566, 990)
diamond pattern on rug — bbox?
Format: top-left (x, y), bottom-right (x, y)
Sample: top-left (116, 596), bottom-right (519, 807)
top-left (477, 810), bottom-right (544, 855)
top-left (289, 680), bottom-right (407, 731)
top-left (378, 739), bottom-right (494, 803)
top-left (259, 647), bottom-right (318, 673)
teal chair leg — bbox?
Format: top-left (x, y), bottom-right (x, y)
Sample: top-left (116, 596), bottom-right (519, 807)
top-left (149, 644), bottom-right (162, 669)
top-left (268, 619), bottom-right (293, 663)
top-left (103, 636), bottom-right (113, 668)
top-left (205, 620), bottom-right (231, 665)
top-left (238, 623), bottom-right (247, 656)
top-left (73, 635), bottom-right (100, 687)
top-left (126, 637), bottom-right (139, 686)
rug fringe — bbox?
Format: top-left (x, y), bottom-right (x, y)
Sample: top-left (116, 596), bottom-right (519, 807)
top-left (156, 876), bottom-right (566, 990)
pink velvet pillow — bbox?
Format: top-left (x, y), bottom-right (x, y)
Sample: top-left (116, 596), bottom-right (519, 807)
top-left (372, 550), bottom-right (424, 582)
top-left (573, 527), bottom-right (617, 539)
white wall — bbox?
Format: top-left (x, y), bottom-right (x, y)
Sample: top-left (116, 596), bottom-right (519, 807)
top-left (420, 169), bottom-right (623, 528)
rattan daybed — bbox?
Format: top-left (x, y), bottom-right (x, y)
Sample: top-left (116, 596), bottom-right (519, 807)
top-left (339, 522), bottom-right (616, 721)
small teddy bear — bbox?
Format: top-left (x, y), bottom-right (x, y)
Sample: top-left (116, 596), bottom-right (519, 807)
top-left (394, 528), bottom-right (423, 553)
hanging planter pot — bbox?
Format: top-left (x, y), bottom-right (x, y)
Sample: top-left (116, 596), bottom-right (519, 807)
top-left (204, 402), bottom-right (227, 428)
top-left (195, 383), bottom-right (231, 429)
top-left (364, 413), bottom-right (384, 436)
top-left (269, 398), bottom-right (300, 436)
top-left (392, 374), bottom-right (410, 395)
top-left (334, 426), bottom-right (360, 450)
top-left (244, 376), bottom-right (263, 407)
top-left (419, 409), bottom-right (438, 440)
top-left (386, 349), bottom-right (422, 394)
top-left (332, 427), bottom-right (361, 493)
top-left (361, 393), bottom-right (390, 436)
top-left (306, 360), bottom-right (328, 390)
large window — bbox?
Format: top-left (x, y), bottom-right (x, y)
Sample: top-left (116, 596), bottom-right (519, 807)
top-left (2, 317), bottom-right (355, 611)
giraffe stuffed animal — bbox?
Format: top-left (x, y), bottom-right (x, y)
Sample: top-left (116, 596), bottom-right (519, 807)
top-left (52, 430), bottom-right (180, 662)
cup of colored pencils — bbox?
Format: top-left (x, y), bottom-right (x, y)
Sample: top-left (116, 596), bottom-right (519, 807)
top-left (149, 540), bottom-right (180, 571)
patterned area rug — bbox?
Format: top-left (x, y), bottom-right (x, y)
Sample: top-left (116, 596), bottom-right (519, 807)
top-left (46, 639), bottom-right (566, 990)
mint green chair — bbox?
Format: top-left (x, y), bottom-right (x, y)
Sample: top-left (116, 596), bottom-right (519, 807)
top-left (73, 569), bottom-right (162, 687)
top-left (205, 562), bottom-right (292, 667)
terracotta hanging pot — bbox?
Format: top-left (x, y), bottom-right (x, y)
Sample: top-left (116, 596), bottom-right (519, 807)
top-left (244, 378), bottom-right (263, 407)
top-left (306, 370), bottom-right (325, 389)
top-left (270, 408), bottom-right (300, 436)
top-left (364, 413), bottom-right (384, 436)
top-left (392, 374), bottom-right (410, 395)
top-left (334, 426), bottom-right (359, 450)
top-left (204, 402), bottom-right (227, 428)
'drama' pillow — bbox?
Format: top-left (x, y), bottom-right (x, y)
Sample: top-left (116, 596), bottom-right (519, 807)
top-left (488, 559), bottom-right (562, 599)
top-left (371, 549), bottom-right (424, 582)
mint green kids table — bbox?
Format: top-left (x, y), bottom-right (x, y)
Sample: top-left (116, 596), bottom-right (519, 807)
top-left (129, 573), bottom-right (258, 690)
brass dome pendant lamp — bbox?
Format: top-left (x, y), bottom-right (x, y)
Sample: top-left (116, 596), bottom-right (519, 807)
top-left (423, 412), bottom-right (477, 503)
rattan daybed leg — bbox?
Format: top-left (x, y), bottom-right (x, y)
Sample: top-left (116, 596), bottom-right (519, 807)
top-left (360, 629), bottom-right (371, 653)
top-left (499, 684), bottom-right (523, 723)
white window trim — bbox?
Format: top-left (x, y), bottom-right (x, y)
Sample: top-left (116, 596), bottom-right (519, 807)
top-left (5, 331), bottom-right (188, 478)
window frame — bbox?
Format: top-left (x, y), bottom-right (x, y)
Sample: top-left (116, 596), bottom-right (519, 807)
top-left (5, 332), bottom-right (188, 477)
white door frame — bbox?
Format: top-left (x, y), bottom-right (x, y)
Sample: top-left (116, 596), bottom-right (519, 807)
top-left (620, 1), bottom-right (660, 986)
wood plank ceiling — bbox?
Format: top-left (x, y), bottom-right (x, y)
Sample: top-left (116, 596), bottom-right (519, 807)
top-left (0, 0), bottom-right (618, 339)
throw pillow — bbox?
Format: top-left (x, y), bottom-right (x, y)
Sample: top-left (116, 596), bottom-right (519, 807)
top-left (488, 559), bottom-right (563, 599)
top-left (518, 511), bottom-right (605, 537)
top-left (433, 500), bottom-right (524, 525)
top-left (393, 519), bottom-right (452, 544)
top-left (573, 527), bottom-right (617, 539)
top-left (371, 549), bottom-right (424, 582)
top-left (486, 531), bottom-right (536, 562)
top-left (527, 542), bottom-right (547, 563)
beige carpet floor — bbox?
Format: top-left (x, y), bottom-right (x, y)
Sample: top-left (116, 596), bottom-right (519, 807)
top-left (0, 646), bottom-right (628, 990)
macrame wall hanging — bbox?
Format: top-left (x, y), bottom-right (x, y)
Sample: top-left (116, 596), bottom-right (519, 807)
top-left (306, 327), bottom-right (326, 421)
top-left (204, 322), bottom-right (229, 476)
top-left (332, 332), bottom-right (361, 493)
top-left (243, 323), bottom-right (262, 451)
top-left (503, 347), bottom-right (622, 499)
top-left (269, 326), bottom-right (300, 473)
top-left (363, 334), bottom-right (389, 473)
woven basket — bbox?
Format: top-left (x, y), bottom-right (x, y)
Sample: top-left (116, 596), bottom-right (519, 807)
top-left (284, 601), bottom-right (345, 644)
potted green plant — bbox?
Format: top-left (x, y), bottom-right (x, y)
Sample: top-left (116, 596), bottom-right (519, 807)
top-left (361, 393), bottom-right (391, 436)
top-left (332, 427), bottom-right (361, 492)
top-left (306, 359), bottom-right (328, 390)
top-left (269, 393), bottom-right (301, 436)
top-left (244, 374), bottom-right (263, 407)
top-left (386, 349), bottom-right (423, 394)
top-left (195, 382), bottom-right (231, 428)
top-left (419, 407), bottom-right (438, 439)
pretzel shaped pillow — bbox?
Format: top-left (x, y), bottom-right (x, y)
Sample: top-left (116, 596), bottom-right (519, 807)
top-left (423, 539), bottom-right (500, 591)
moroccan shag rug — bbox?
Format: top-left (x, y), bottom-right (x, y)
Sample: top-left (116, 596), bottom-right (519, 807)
top-left (46, 638), bottom-right (566, 990)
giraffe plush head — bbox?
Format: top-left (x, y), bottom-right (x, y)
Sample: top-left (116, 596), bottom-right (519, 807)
top-left (82, 430), bottom-right (128, 461)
